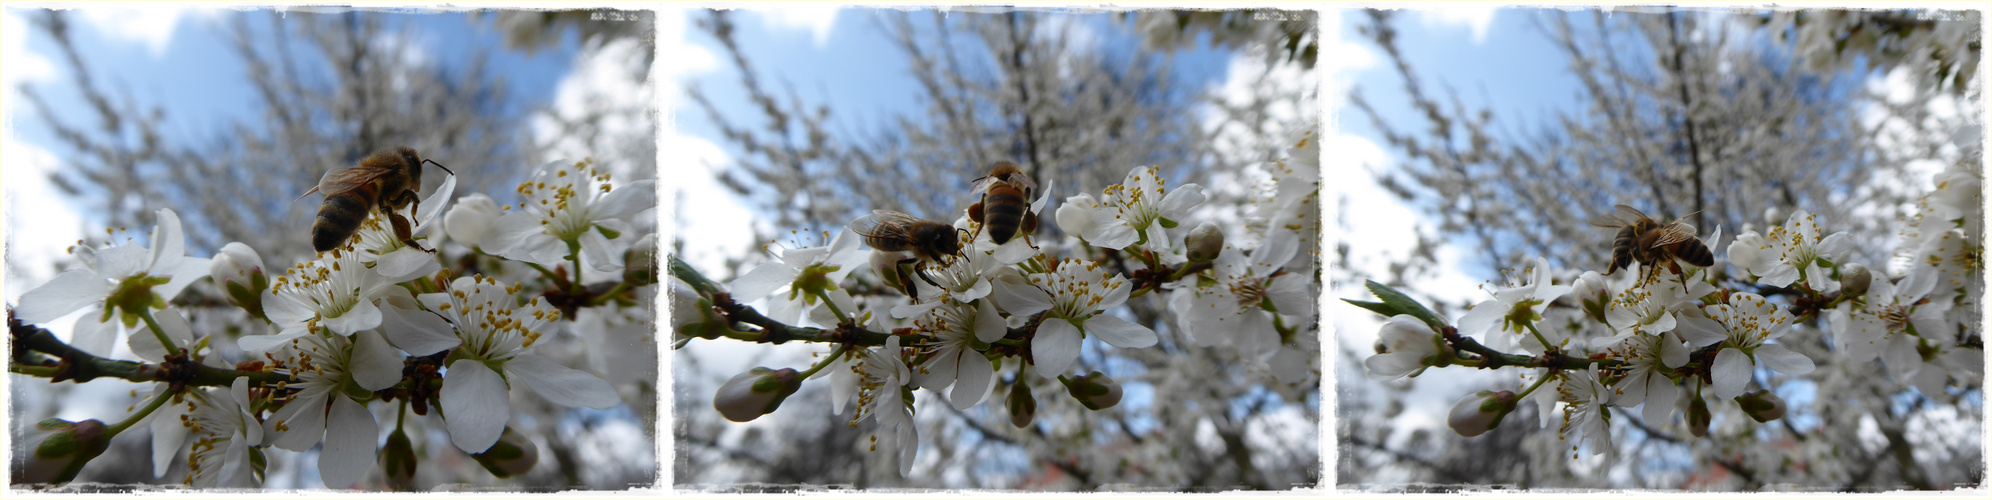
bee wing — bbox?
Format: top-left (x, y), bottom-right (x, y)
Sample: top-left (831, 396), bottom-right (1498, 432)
top-left (312, 166), bottom-right (398, 196)
top-left (1650, 223), bottom-right (1700, 247)
top-left (851, 210), bottom-right (921, 240)
top-left (1588, 212), bottom-right (1630, 228)
top-left (970, 175), bottom-right (1001, 194)
top-left (1614, 204), bottom-right (1651, 222)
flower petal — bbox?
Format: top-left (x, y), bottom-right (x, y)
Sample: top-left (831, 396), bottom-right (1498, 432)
top-left (351, 330), bottom-right (406, 391)
top-left (374, 248), bottom-right (438, 281)
top-left (129, 309), bottom-right (194, 362)
top-left (989, 275), bottom-right (1052, 316)
top-left (973, 298), bottom-right (1008, 344)
top-left (413, 172), bottom-right (458, 227)
top-left (950, 352), bottom-right (994, 410)
top-left (152, 256), bottom-right (214, 304)
top-left (320, 299), bottom-right (383, 336)
top-left (483, 211), bottom-right (546, 258)
top-left (318, 396), bottom-right (379, 489)
top-left (71, 312), bottom-right (119, 359)
top-left (580, 228), bottom-right (625, 272)
top-left (148, 208), bottom-right (186, 272)
top-left (442, 360), bottom-right (511, 453)
top-left (149, 391), bottom-right (190, 477)
top-left (1754, 344), bottom-right (1815, 375)
top-left (1085, 209), bottom-right (1140, 249)
top-left (1085, 314), bottom-right (1157, 348)
top-left (1032, 320), bottom-right (1082, 378)
top-left (591, 179), bottom-right (657, 220)
top-left (1641, 373), bottom-right (1680, 425)
top-left (1710, 348), bottom-right (1752, 400)
top-left (728, 261), bottom-right (796, 303)
top-left (238, 331), bottom-right (307, 355)
top-left (268, 394), bottom-right (327, 451)
top-left (505, 353), bottom-right (621, 409)
top-left (377, 302), bottom-right (461, 356)
top-left (16, 269), bottom-right (111, 324)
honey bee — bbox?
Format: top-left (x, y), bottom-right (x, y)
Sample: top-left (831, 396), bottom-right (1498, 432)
top-left (851, 210), bottom-right (966, 298)
top-left (1589, 204), bottom-right (1715, 281)
top-left (967, 160), bottom-right (1039, 247)
top-left (299, 147), bottom-right (454, 253)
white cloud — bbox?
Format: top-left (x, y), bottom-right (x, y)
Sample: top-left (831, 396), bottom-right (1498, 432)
top-left (1327, 6), bottom-right (1497, 441)
top-left (654, 8), bottom-right (754, 291)
top-left (757, 5), bottom-right (839, 48)
top-left (1418, 5), bottom-right (1499, 45)
top-left (77, 6), bottom-right (188, 58)
top-left (1, 140), bottom-right (81, 306)
top-left (3, 9), bottom-right (56, 88)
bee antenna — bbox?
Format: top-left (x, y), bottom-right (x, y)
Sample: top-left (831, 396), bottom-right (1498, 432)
top-left (422, 159), bottom-right (455, 176)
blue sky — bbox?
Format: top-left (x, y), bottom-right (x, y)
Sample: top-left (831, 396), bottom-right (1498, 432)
top-left (661, 7), bottom-right (1318, 483)
top-left (5, 8), bottom-right (579, 155)
top-left (2, 8), bottom-right (591, 292)
top-left (0, 6), bottom-right (601, 452)
top-left (673, 8), bottom-right (1238, 161)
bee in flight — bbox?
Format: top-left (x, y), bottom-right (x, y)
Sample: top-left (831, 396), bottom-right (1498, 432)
top-left (851, 210), bottom-right (966, 300)
top-left (299, 147), bottom-right (454, 253)
top-left (967, 160), bottom-right (1040, 248)
top-left (1589, 204), bottom-right (1714, 282)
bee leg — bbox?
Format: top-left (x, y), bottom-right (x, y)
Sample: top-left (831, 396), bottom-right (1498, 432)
top-left (390, 211), bottom-right (434, 253)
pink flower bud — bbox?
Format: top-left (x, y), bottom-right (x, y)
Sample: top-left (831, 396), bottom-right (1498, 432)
top-left (471, 427), bottom-right (539, 478)
top-left (1447, 390), bottom-right (1518, 437)
top-left (1185, 222), bottom-right (1224, 263)
top-left (1060, 371), bottom-right (1123, 411)
top-left (1736, 390), bottom-right (1788, 423)
top-left (1007, 380), bottom-right (1037, 428)
top-left (713, 367), bottom-right (803, 422)
top-left (19, 418), bottom-right (112, 485)
top-left (380, 428), bottom-right (418, 491)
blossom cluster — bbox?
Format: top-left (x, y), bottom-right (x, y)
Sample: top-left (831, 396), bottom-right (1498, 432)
top-left (11, 158), bottom-right (657, 489)
top-left (1360, 136), bottom-right (1984, 455)
top-left (690, 130), bottom-right (1323, 476)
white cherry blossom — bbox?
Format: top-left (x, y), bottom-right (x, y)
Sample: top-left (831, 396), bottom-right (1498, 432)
top-left (1728, 210), bottom-right (1853, 291)
top-left (16, 208), bottom-right (210, 328)
top-left (1054, 165), bottom-right (1206, 250)
top-left (420, 275), bottom-right (619, 453)
top-left (989, 259), bottom-right (1157, 377)
top-left (263, 331), bottom-right (402, 488)
top-left (1704, 292), bottom-right (1815, 399)
top-left (486, 159), bottom-right (655, 272)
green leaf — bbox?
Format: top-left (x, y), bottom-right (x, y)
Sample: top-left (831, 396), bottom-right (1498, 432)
top-left (1364, 280), bottom-right (1447, 330)
top-left (1158, 217), bottom-right (1179, 229)
top-left (1341, 298), bottom-right (1399, 319)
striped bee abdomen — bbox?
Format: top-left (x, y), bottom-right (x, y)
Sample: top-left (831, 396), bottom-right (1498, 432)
top-left (312, 189), bottom-right (376, 252)
top-left (983, 186), bottom-right (1028, 244)
top-left (1671, 239), bottom-right (1715, 267)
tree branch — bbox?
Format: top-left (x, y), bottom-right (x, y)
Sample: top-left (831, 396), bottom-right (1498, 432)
top-left (9, 315), bottom-right (294, 388)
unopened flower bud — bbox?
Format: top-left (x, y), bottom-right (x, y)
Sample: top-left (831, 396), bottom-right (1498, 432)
top-left (471, 427), bottom-right (538, 478)
top-left (380, 428), bottom-right (418, 491)
top-left (1687, 394), bottom-right (1712, 438)
top-left (1840, 263), bottom-right (1872, 299)
top-left (1185, 222), bottom-right (1224, 263)
top-left (622, 234), bottom-right (658, 286)
top-left (1059, 371), bottom-right (1123, 411)
top-left (1570, 271), bottom-right (1611, 323)
top-left (1007, 380), bottom-right (1037, 428)
top-left (211, 242), bottom-right (268, 317)
top-left (1736, 390), bottom-right (1788, 423)
top-left (1447, 390), bottom-right (1518, 437)
top-left (210, 242), bottom-right (264, 285)
top-left (18, 418), bottom-right (112, 485)
top-left (713, 367), bottom-right (803, 422)
top-left (443, 193), bottom-right (503, 249)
